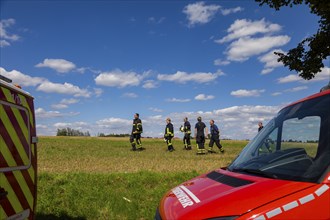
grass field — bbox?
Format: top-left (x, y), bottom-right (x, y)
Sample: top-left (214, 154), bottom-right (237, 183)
top-left (36, 137), bottom-right (248, 220)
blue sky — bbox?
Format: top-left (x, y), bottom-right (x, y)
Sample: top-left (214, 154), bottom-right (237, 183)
top-left (1, 0), bottom-right (329, 139)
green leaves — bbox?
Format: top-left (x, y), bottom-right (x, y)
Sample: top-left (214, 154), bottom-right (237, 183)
top-left (256, 0), bottom-right (330, 80)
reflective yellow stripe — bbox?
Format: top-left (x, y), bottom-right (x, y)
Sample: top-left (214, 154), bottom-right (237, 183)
top-left (28, 165), bottom-right (35, 184)
top-left (11, 106), bottom-right (29, 143)
top-left (166, 128), bottom-right (173, 135)
top-left (0, 104), bottom-right (35, 192)
top-left (2, 176), bottom-right (24, 213)
top-left (1, 141), bottom-right (34, 209)
top-left (18, 93), bottom-right (34, 129)
top-left (13, 171), bottom-right (33, 209)
top-left (0, 105), bottom-right (30, 167)
top-left (1, 135), bottom-right (18, 167)
top-left (0, 206), bottom-right (8, 219)
top-left (1, 82), bottom-right (36, 217)
top-left (2, 87), bottom-right (14, 104)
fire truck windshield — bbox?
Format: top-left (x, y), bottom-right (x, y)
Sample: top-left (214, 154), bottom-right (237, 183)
top-left (228, 93), bottom-right (330, 183)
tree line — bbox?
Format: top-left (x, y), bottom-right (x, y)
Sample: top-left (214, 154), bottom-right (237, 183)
top-left (56, 127), bottom-right (91, 137)
top-left (56, 128), bottom-right (130, 137)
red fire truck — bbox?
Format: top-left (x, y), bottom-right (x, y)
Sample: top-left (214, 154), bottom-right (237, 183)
top-left (0, 75), bottom-right (37, 220)
top-left (156, 85), bottom-right (330, 219)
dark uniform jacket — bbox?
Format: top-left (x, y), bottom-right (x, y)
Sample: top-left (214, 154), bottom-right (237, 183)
top-left (132, 118), bottom-right (142, 134)
top-left (184, 121), bottom-right (191, 134)
top-left (165, 123), bottom-right (174, 137)
top-left (210, 124), bottom-right (220, 137)
top-left (195, 122), bottom-right (206, 136)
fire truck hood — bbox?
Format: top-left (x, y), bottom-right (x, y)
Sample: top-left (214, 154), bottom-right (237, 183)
top-left (159, 169), bottom-right (314, 219)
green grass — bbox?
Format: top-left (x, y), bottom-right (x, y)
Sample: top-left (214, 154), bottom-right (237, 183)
top-left (36, 137), bottom-right (247, 219)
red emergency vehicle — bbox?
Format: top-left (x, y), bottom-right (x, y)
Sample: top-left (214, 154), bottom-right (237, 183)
top-left (156, 85), bottom-right (330, 220)
top-left (0, 75), bottom-right (37, 220)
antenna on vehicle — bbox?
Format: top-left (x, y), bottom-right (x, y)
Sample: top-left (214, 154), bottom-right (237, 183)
top-left (0, 75), bottom-right (12, 83)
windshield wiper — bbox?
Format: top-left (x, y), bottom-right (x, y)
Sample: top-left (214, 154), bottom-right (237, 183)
top-left (232, 168), bottom-right (278, 179)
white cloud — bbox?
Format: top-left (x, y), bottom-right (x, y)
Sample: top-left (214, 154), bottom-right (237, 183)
top-left (94, 88), bottom-right (103, 97)
top-left (277, 74), bottom-right (301, 83)
top-left (220, 6), bottom-right (243, 16)
top-left (51, 104), bottom-right (68, 110)
top-left (35, 108), bottom-right (79, 119)
top-left (122, 92), bottom-right (138, 98)
top-left (95, 69), bottom-right (144, 88)
top-left (215, 18), bottom-right (290, 62)
top-left (214, 59), bottom-right (230, 66)
top-left (278, 67), bottom-right (330, 84)
top-left (195, 94), bottom-right (215, 101)
top-left (285, 86), bottom-right (308, 92)
top-left (143, 80), bottom-right (158, 89)
top-left (0, 18), bottom-right (20, 47)
top-left (216, 18), bottom-right (282, 43)
top-left (310, 67), bottom-right (330, 82)
top-left (37, 104), bottom-right (282, 139)
top-left (0, 67), bottom-right (45, 86)
top-left (53, 122), bottom-right (72, 127)
top-left (76, 67), bottom-right (87, 74)
top-left (0, 40), bottom-right (10, 47)
top-left (149, 107), bottom-right (163, 113)
top-left (96, 117), bottom-right (132, 134)
top-left (231, 89), bottom-right (265, 97)
top-left (258, 49), bottom-right (285, 74)
top-left (157, 71), bottom-right (221, 84)
top-left (35, 58), bottom-right (76, 73)
top-left (272, 92), bottom-right (282, 96)
top-left (183, 1), bottom-right (220, 27)
top-left (54, 121), bottom-right (88, 129)
top-left (61, 98), bottom-right (79, 105)
top-left (272, 86), bottom-right (308, 97)
top-left (51, 98), bottom-right (79, 109)
top-left (261, 68), bottom-right (274, 75)
top-left (166, 98), bottom-right (191, 103)
top-left (151, 105), bottom-right (280, 139)
top-left (37, 81), bottom-right (91, 97)
top-left (148, 17), bottom-right (166, 24)
top-left (226, 36), bottom-right (290, 61)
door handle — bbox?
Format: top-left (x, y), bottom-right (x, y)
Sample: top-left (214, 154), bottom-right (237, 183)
top-left (0, 187), bottom-right (8, 200)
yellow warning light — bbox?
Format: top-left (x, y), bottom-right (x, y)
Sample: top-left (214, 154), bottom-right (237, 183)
top-left (14, 84), bottom-right (22, 89)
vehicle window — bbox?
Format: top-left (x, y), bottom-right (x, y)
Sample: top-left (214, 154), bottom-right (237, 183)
top-left (258, 128), bottom-right (278, 155)
top-left (228, 93), bottom-right (329, 183)
top-left (0, 101), bottom-right (31, 172)
top-left (281, 116), bottom-right (320, 158)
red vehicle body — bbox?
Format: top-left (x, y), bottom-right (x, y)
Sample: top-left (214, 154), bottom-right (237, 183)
top-left (156, 88), bottom-right (330, 220)
top-left (0, 75), bottom-right (37, 220)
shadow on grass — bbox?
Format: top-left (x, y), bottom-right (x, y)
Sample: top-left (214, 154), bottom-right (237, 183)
top-left (36, 213), bottom-right (86, 220)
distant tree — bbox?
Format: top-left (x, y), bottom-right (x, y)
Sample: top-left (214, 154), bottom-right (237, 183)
top-left (85, 131), bottom-right (91, 137)
top-left (57, 128), bottom-right (67, 136)
top-left (256, 0), bottom-right (330, 80)
top-left (97, 133), bottom-right (130, 137)
top-left (98, 133), bottom-right (106, 137)
top-left (56, 127), bottom-right (90, 137)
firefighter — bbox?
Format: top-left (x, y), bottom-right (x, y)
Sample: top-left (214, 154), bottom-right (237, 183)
top-left (164, 118), bottom-right (175, 152)
top-left (130, 113), bottom-right (143, 151)
top-left (208, 119), bottom-right (224, 153)
top-left (180, 117), bottom-right (192, 150)
top-left (194, 116), bottom-right (208, 155)
top-left (258, 122), bottom-right (264, 132)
